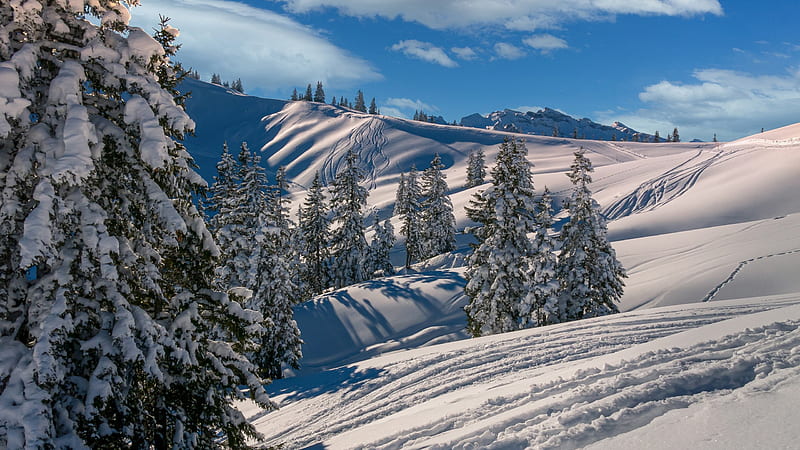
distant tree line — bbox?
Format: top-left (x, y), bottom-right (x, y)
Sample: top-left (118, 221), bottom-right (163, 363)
top-left (210, 73), bottom-right (244, 93)
top-left (289, 83), bottom-right (380, 114)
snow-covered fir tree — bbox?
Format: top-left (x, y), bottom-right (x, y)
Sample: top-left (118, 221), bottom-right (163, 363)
top-left (557, 149), bottom-right (626, 320)
top-left (368, 218), bottom-right (396, 277)
top-left (0, 5), bottom-right (271, 448)
top-left (522, 187), bottom-right (561, 326)
top-left (466, 147), bottom-right (486, 188)
top-left (464, 138), bottom-right (540, 337)
top-left (394, 167), bottom-right (424, 268)
top-left (420, 153), bottom-right (456, 259)
top-left (328, 149), bottom-right (369, 288)
top-left (298, 171), bottom-right (331, 296)
top-left (248, 167), bottom-right (302, 379)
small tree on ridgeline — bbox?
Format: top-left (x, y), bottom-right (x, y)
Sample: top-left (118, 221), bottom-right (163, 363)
top-left (354, 90), bottom-right (367, 112)
top-left (672, 127), bottom-right (680, 143)
top-left (314, 81), bottom-right (325, 102)
top-left (556, 148), bottom-right (626, 321)
top-left (369, 97), bottom-right (379, 114)
top-left (304, 83), bottom-right (313, 101)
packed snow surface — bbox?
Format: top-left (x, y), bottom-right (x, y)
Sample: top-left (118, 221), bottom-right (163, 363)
top-left (179, 81), bottom-right (800, 448)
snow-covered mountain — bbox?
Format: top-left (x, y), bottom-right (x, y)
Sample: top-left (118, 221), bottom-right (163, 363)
top-left (179, 80), bottom-right (800, 448)
top-left (460, 107), bottom-right (656, 141)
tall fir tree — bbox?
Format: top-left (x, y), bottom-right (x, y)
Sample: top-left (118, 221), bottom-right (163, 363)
top-left (354, 90), bottom-right (367, 112)
top-left (522, 187), bottom-right (561, 326)
top-left (328, 149), bottom-right (369, 288)
top-left (557, 149), bottom-right (626, 320)
top-left (313, 81), bottom-right (325, 103)
top-left (369, 97), bottom-right (378, 114)
top-left (466, 148), bottom-right (486, 188)
top-left (298, 171), bottom-right (331, 296)
top-left (0, 5), bottom-right (270, 448)
top-left (672, 127), bottom-right (680, 142)
top-left (394, 167), bottom-right (424, 268)
top-left (304, 83), bottom-right (313, 101)
top-left (290, 88), bottom-right (299, 101)
top-left (211, 73), bottom-right (222, 84)
top-left (420, 154), bottom-right (456, 259)
top-left (231, 77), bottom-right (244, 93)
top-left (464, 138), bottom-right (540, 337)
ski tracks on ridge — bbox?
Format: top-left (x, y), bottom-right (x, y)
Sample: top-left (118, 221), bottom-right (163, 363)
top-left (322, 118), bottom-right (390, 190)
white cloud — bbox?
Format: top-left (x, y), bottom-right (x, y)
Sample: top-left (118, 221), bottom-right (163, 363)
top-left (523, 34), bottom-right (568, 53)
top-left (274, 0), bottom-right (723, 30)
top-left (390, 40), bottom-right (458, 67)
top-left (599, 67), bottom-right (800, 141)
top-left (493, 42), bottom-right (526, 60)
top-left (381, 97), bottom-right (438, 118)
top-left (452, 46), bottom-right (478, 61)
top-left (130, 0), bottom-right (380, 95)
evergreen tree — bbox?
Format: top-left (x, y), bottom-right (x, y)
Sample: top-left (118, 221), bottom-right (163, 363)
top-left (395, 168), bottom-right (424, 268)
top-left (298, 172), bottom-right (330, 296)
top-left (231, 77), bottom-right (244, 93)
top-left (672, 127), bottom-right (680, 142)
top-left (304, 83), bottom-right (313, 101)
top-left (713, 133), bottom-right (718, 142)
top-left (552, 126), bottom-right (559, 137)
top-left (354, 90), bottom-right (367, 112)
top-left (211, 73), bottom-right (222, 84)
top-left (0, 7), bottom-right (270, 448)
top-left (331, 97), bottom-right (338, 106)
top-left (328, 150), bottom-right (369, 288)
top-left (420, 154), bottom-right (456, 259)
top-left (313, 81), bottom-right (325, 103)
top-left (291, 88), bottom-right (299, 101)
top-left (557, 149), bottom-right (626, 321)
top-left (249, 167), bottom-right (302, 380)
top-left (369, 97), bottom-right (379, 114)
top-left (522, 188), bottom-right (561, 326)
top-left (653, 130), bottom-right (661, 143)
top-left (464, 138), bottom-right (539, 337)
top-left (466, 148), bottom-right (486, 188)
top-left (368, 219), bottom-right (396, 277)
top-left (572, 128), bottom-right (578, 139)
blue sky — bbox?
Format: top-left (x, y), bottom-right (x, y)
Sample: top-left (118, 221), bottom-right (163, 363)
top-left (132, 0), bottom-right (800, 141)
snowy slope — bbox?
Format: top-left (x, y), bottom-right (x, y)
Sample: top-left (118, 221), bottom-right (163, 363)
top-left (180, 83), bottom-right (800, 447)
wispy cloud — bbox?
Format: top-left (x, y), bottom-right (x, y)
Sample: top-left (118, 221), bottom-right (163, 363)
top-left (131, 0), bottom-right (380, 95)
top-left (381, 97), bottom-right (438, 118)
top-left (390, 40), bottom-right (458, 67)
top-left (274, 0), bottom-right (723, 30)
top-left (523, 34), bottom-right (568, 53)
top-left (493, 42), bottom-right (526, 60)
top-left (599, 67), bottom-right (800, 141)
top-left (452, 46), bottom-right (479, 61)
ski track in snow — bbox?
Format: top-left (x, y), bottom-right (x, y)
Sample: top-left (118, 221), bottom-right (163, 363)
top-left (702, 247), bottom-right (800, 303)
top-left (252, 298), bottom-right (800, 449)
top-left (323, 119), bottom-right (389, 190)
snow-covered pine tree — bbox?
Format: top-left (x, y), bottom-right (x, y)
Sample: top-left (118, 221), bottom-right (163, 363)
top-left (367, 218), bottom-right (396, 277)
top-left (466, 147), bottom-right (486, 188)
top-left (298, 171), bottom-right (331, 296)
top-left (354, 90), bottom-right (367, 112)
top-left (522, 187), bottom-right (561, 327)
top-left (248, 168), bottom-right (302, 380)
top-left (420, 153), bottom-right (456, 259)
top-left (394, 167), bottom-right (424, 268)
top-left (328, 149), bottom-right (369, 288)
top-left (557, 149), bottom-right (626, 320)
top-left (313, 81), bottom-right (325, 103)
top-left (0, 6), bottom-right (270, 448)
top-left (464, 138), bottom-right (539, 337)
